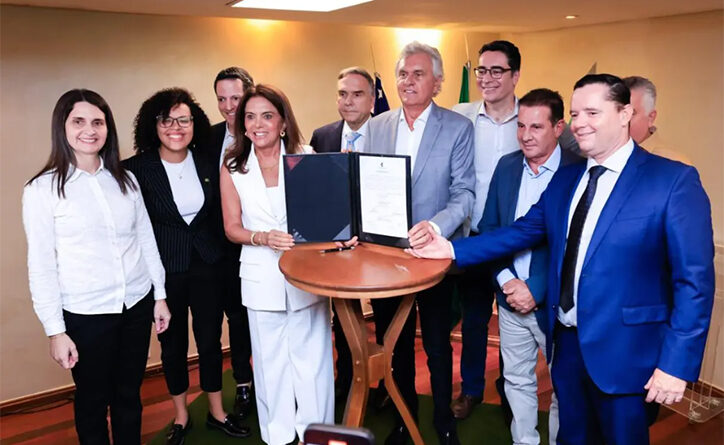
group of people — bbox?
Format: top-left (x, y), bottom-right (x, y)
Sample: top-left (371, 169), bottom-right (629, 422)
top-left (22, 37), bottom-right (714, 445)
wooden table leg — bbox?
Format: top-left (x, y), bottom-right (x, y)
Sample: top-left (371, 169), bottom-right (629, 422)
top-left (333, 298), bottom-right (370, 427)
top-left (382, 294), bottom-right (424, 445)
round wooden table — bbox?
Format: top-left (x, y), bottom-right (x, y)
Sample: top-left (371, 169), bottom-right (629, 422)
top-left (279, 242), bottom-right (451, 445)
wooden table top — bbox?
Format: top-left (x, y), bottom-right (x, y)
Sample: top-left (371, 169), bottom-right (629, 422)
top-left (279, 242), bottom-right (451, 299)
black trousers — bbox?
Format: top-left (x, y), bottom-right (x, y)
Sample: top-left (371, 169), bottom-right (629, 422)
top-left (372, 276), bottom-right (456, 433)
top-left (160, 251), bottom-right (224, 395)
top-left (219, 256), bottom-right (253, 384)
top-left (64, 293), bottom-right (153, 445)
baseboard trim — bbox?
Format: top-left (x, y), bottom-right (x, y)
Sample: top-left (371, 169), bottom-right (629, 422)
top-left (0, 347), bottom-right (229, 415)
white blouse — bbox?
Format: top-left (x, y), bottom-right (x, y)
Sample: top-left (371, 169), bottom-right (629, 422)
top-left (22, 162), bottom-right (167, 336)
top-left (161, 150), bottom-right (204, 224)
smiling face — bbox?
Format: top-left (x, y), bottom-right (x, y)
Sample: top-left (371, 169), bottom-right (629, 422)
top-left (477, 50), bottom-right (519, 105)
top-left (517, 105), bottom-right (564, 169)
top-left (396, 52), bottom-right (441, 112)
top-left (570, 83), bottom-right (632, 162)
top-left (157, 103), bottom-right (194, 157)
top-left (216, 78), bottom-right (245, 129)
top-left (244, 95), bottom-right (284, 151)
top-left (65, 101), bottom-right (108, 159)
top-left (337, 73), bottom-right (374, 130)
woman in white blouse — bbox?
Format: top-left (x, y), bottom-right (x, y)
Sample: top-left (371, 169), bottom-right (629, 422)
top-left (220, 84), bottom-right (334, 445)
top-left (23, 89), bottom-right (171, 445)
top-left (123, 88), bottom-right (250, 443)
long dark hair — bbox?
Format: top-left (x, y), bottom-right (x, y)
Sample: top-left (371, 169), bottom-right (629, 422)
top-left (28, 89), bottom-right (135, 197)
top-left (225, 84), bottom-right (304, 174)
top-left (133, 88), bottom-right (210, 153)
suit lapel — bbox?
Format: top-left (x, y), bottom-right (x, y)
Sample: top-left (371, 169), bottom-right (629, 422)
top-left (504, 154), bottom-right (524, 225)
top-left (412, 103), bottom-right (442, 186)
top-left (582, 146), bottom-right (647, 269)
top-left (145, 150), bottom-right (187, 224)
top-left (332, 120), bottom-right (344, 152)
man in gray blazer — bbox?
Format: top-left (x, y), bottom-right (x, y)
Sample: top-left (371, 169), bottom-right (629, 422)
top-left (366, 41), bottom-right (475, 445)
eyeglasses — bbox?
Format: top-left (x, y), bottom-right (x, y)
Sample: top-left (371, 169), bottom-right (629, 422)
top-left (473, 66), bottom-right (513, 79)
top-left (156, 115), bottom-right (193, 128)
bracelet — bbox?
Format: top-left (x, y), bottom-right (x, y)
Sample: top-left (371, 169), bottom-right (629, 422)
top-left (250, 231), bottom-right (258, 246)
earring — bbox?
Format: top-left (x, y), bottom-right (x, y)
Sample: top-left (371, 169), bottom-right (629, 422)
top-left (280, 130), bottom-right (286, 137)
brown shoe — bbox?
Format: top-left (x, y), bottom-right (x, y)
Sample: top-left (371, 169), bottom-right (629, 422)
top-left (450, 393), bottom-right (482, 419)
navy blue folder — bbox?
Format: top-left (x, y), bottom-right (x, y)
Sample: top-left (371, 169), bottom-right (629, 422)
top-left (283, 152), bottom-right (411, 248)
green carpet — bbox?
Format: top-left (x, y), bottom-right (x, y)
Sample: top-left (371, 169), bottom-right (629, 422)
top-left (149, 371), bottom-right (549, 444)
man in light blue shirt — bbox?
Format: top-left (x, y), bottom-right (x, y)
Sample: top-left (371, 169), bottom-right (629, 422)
top-left (480, 89), bottom-right (582, 444)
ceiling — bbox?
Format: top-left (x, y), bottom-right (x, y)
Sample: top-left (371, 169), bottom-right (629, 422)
top-left (2, 0), bottom-right (722, 32)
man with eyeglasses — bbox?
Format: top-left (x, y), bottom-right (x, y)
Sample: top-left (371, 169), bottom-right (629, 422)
top-left (206, 66), bottom-right (257, 419)
top-left (450, 40), bottom-right (578, 424)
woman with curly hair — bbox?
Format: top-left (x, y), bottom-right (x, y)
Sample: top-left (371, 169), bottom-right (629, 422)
top-left (124, 88), bottom-right (250, 444)
top-left (23, 89), bottom-right (171, 444)
top-left (220, 84), bottom-right (334, 445)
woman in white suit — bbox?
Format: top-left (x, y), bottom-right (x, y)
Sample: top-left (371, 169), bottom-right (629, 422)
top-left (219, 84), bottom-right (334, 445)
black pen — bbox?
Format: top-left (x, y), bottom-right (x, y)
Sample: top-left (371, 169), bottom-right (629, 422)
top-left (320, 246), bottom-right (355, 253)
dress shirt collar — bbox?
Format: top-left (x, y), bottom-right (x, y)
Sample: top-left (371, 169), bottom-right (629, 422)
top-left (478, 97), bottom-right (519, 124)
top-left (523, 144), bottom-right (561, 177)
top-left (342, 118), bottom-right (370, 138)
top-left (585, 138), bottom-right (635, 174)
top-left (68, 157), bottom-right (105, 183)
top-left (399, 101), bottom-right (433, 127)
top-left (224, 123), bottom-right (235, 140)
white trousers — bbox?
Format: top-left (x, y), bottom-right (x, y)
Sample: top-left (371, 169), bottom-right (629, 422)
top-left (499, 307), bottom-right (559, 445)
top-left (247, 300), bottom-right (334, 445)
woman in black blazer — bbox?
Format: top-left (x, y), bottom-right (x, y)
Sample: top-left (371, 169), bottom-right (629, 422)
top-left (123, 88), bottom-right (249, 444)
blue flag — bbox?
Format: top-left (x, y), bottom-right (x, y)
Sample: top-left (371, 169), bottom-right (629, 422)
top-left (373, 73), bottom-right (390, 116)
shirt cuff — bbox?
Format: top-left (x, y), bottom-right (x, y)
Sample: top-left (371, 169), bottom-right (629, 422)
top-left (43, 320), bottom-right (66, 337)
top-left (153, 286), bottom-right (167, 301)
top-left (449, 241), bottom-right (456, 260)
top-left (429, 221), bottom-right (442, 235)
top-left (496, 269), bottom-right (516, 287)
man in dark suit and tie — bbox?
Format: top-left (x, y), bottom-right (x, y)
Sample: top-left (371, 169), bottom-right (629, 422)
top-left (481, 88), bottom-right (582, 444)
top-left (207, 66), bottom-right (256, 417)
top-left (367, 41), bottom-right (475, 445)
top-left (310, 66), bottom-right (375, 153)
top-left (408, 74), bottom-right (715, 444)
top-left (309, 66), bottom-right (379, 403)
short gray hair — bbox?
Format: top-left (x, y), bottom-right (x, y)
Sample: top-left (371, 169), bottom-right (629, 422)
top-left (395, 41), bottom-right (444, 81)
top-left (338, 66), bottom-right (375, 96)
top-left (623, 76), bottom-right (657, 113)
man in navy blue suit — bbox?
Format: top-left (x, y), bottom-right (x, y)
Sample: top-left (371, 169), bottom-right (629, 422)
top-left (481, 88), bottom-right (582, 444)
top-left (408, 74), bottom-right (715, 444)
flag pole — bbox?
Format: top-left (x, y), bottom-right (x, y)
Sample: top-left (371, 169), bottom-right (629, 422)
top-left (370, 43), bottom-right (378, 76)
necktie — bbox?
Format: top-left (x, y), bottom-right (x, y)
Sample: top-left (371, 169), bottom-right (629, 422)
top-left (559, 165), bottom-right (607, 313)
top-left (344, 131), bottom-right (361, 152)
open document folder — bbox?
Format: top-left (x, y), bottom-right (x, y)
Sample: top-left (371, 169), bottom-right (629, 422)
top-left (283, 152), bottom-right (412, 248)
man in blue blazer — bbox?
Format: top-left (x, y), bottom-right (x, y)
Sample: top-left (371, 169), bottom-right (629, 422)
top-left (481, 88), bottom-right (582, 444)
top-left (366, 41), bottom-right (475, 445)
top-left (408, 74), bottom-right (715, 444)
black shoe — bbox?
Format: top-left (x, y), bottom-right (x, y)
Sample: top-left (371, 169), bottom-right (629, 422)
top-left (206, 412), bottom-right (251, 438)
top-left (234, 384), bottom-right (254, 419)
top-left (165, 419), bottom-right (191, 445)
top-left (373, 385), bottom-right (392, 412)
top-left (384, 424), bottom-right (411, 445)
top-left (437, 429), bottom-right (461, 445)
